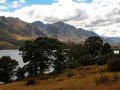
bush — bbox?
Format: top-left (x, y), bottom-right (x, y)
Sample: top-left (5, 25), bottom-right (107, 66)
top-left (96, 56), bottom-right (108, 65)
top-left (94, 73), bottom-right (120, 85)
top-left (26, 79), bottom-right (36, 85)
top-left (112, 73), bottom-right (119, 82)
top-left (96, 58), bottom-right (107, 65)
top-left (39, 76), bottom-right (48, 80)
top-left (79, 56), bottom-right (95, 66)
top-left (67, 72), bottom-right (74, 78)
top-left (107, 59), bottom-right (120, 72)
top-left (67, 61), bottom-right (80, 69)
top-left (56, 78), bottom-right (64, 82)
top-left (94, 74), bottom-right (109, 85)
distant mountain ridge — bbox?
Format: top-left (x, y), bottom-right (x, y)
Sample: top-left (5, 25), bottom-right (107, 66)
top-left (0, 16), bottom-right (99, 49)
top-left (104, 37), bottom-right (120, 46)
top-left (31, 21), bottom-right (99, 43)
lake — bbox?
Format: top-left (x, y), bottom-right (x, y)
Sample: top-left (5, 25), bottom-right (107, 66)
top-left (0, 50), bottom-right (54, 72)
top-left (0, 50), bottom-right (24, 67)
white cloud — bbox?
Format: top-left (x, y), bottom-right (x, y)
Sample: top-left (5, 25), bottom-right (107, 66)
top-left (1, 0), bottom-right (120, 37)
top-left (0, 5), bottom-right (8, 10)
top-left (19, 0), bottom-right (26, 3)
top-left (11, 0), bottom-right (27, 8)
top-left (0, 0), bottom-right (6, 3)
top-left (12, 1), bottom-right (20, 8)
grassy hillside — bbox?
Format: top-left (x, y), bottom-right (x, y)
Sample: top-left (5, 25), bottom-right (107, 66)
top-left (0, 16), bottom-right (100, 49)
top-left (0, 41), bottom-right (17, 49)
top-left (1, 65), bottom-right (120, 90)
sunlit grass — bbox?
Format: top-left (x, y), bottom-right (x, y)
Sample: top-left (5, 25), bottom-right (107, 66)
top-left (0, 65), bottom-right (120, 90)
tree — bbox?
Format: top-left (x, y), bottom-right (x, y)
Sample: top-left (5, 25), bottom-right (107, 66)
top-left (69, 44), bottom-right (88, 60)
top-left (78, 55), bottom-right (95, 66)
top-left (96, 54), bottom-right (110, 65)
top-left (85, 36), bottom-right (103, 57)
top-left (20, 37), bottom-right (69, 75)
top-left (0, 56), bottom-right (18, 83)
top-left (66, 43), bottom-right (89, 68)
top-left (102, 43), bottom-right (113, 54)
top-left (16, 67), bottom-right (25, 80)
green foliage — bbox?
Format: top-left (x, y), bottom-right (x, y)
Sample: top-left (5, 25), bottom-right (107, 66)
top-left (67, 38), bottom-right (112, 68)
top-left (107, 59), bottom-right (120, 72)
top-left (20, 37), bottom-right (70, 75)
top-left (53, 60), bottom-right (64, 74)
top-left (85, 36), bottom-right (103, 57)
top-left (102, 43), bottom-right (113, 54)
top-left (69, 44), bottom-right (88, 60)
top-left (96, 59), bottom-right (107, 65)
top-left (19, 36), bottom-right (113, 78)
top-left (96, 55), bottom-right (110, 65)
top-left (79, 55), bottom-right (95, 66)
top-left (67, 55), bottom-right (95, 68)
top-left (0, 56), bottom-right (18, 83)
top-left (67, 61), bottom-right (80, 69)
top-left (26, 79), bottom-right (36, 85)
top-left (67, 43), bottom-right (91, 68)
top-left (16, 67), bottom-right (25, 80)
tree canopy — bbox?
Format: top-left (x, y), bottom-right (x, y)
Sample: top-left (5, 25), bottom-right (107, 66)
top-left (0, 56), bottom-right (18, 83)
top-left (20, 37), bottom-right (69, 75)
top-left (85, 36), bottom-right (104, 57)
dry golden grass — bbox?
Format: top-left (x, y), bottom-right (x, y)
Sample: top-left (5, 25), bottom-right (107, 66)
top-left (0, 65), bottom-right (120, 90)
top-left (0, 76), bottom-right (94, 90)
top-left (13, 34), bottom-right (34, 40)
top-left (90, 82), bottom-right (120, 90)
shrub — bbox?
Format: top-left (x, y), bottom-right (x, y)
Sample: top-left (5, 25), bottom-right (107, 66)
top-left (67, 61), bottom-right (80, 69)
top-left (96, 58), bottom-right (107, 65)
top-left (39, 76), bottom-right (48, 80)
top-left (26, 79), bottom-right (36, 85)
top-left (94, 73), bottom-right (120, 85)
top-left (94, 74), bottom-right (109, 85)
top-left (67, 72), bottom-right (74, 78)
top-left (96, 59), bottom-right (107, 65)
top-left (112, 73), bottom-right (119, 82)
top-left (56, 78), bottom-right (64, 82)
top-left (107, 59), bottom-right (120, 72)
top-left (96, 55), bottom-right (111, 65)
top-left (79, 56), bottom-right (95, 66)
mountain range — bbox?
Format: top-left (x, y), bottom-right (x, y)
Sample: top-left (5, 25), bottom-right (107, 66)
top-left (0, 16), bottom-right (119, 49)
top-left (103, 37), bottom-right (120, 46)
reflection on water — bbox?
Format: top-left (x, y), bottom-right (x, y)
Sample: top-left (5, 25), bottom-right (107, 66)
top-left (0, 50), bottom-right (24, 67)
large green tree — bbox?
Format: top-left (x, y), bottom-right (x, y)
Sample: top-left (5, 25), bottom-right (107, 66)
top-left (85, 36), bottom-right (104, 57)
top-left (66, 43), bottom-right (89, 68)
top-left (102, 43), bottom-right (113, 54)
top-left (20, 37), bottom-right (69, 75)
top-left (0, 56), bottom-right (18, 83)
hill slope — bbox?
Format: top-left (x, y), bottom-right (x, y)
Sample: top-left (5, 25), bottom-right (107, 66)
top-left (31, 21), bottom-right (99, 43)
top-left (0, 16), bottom-right (99, 49)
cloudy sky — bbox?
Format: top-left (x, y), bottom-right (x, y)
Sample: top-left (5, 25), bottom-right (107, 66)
top-left (0, 0), bottom-right (120, 37)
